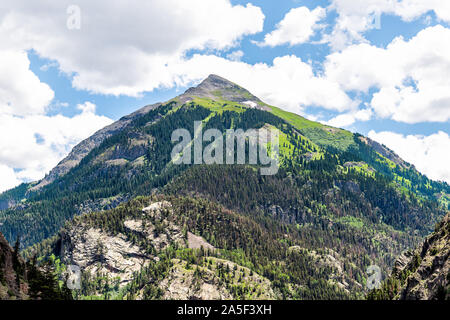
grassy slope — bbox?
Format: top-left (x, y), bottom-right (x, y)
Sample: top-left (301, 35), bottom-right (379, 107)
top-left (268, 105), bottom-right (356, 152)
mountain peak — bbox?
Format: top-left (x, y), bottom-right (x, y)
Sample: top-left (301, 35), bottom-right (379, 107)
top-left (199, 74), bottom-right (240, 89)
top-left (182, 74), bottom-right (264, 108)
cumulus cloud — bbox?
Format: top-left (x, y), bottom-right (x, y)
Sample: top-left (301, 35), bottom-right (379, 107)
top-left (325, 25), bottom-right (450, 123)
top-left (0, 164), bottom-right (21, 193)
top-left (0, 48), bottom-right (113, 192)
top-left (0, 50), bottom-right (54, 116)
top-left (328, 0), bottom-right (450, 50)
top-left (256, 6), bottom-right (325, 47)
top-left (0, 0), bottom-right (352, 116)
top-left (325, 108), bottom-right (373, 127)
top-left (167, 54), bottom-right (355, 113)
top-left (368, 130), bottom-right (450, 183)
top-left (0, 102), bottom-right (113, 191)
top-left (226, 50), bottom-right (244, 61)
top-left (0, 0), bottom-right (264, 96)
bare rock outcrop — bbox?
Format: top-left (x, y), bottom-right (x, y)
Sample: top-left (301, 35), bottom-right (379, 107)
top-left (181, 74), bottom-right (269, 111)
top-left (60, 226), bottom-right (150, 287)
top-left (160, 257), bottom-right (275, 300)
top-left (0, 233), bottom-right (28, 299)
top-left (399, 213), bottom-right (450, 300)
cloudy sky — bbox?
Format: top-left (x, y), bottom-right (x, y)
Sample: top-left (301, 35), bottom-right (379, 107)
top-left (0, 0), bottom-right (449, 192)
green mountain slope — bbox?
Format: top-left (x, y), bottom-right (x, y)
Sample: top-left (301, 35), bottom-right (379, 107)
top-left (1, 74), bottom-right (449, 300)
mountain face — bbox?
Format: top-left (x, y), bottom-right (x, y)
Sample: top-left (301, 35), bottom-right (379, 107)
top-left (180, 74), bottom-right (267, 109)
top-left (49, 197), bottom-right (278, 299)
top-left (0, 232), bottom-right (26, 299)
top-left (25, 74), bottom-right (264, 194)
top-left (369, 212), bottom-right (450, 300)
top-left (29, 102), bottom-right (163, 192)
top-left (1, 232), bottom-right (71, 300)
top-left (1, 74), bottom-right (449, 300)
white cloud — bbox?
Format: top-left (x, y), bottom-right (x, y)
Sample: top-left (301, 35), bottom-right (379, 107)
top-left (0, 0), bottom-right (264, 96)
top-left (168, 54), bottom-right (355, 113)
top-left (389, 0), bottom-right (450, 22)
top-left (0, 48), bottom-right (113, 192)
top-left (0, 1), bottom-right (352, 116)
top-left (325, 25), bottom-right (450, 123)
top-left (0, 103), bottom-right (113, 191)
top-left (226, 50), bottom-right (244, 61)
top-left (0, 164), bottom-right (21, 193)
top-left (77, 101), bottom-right (96, 114)
top-left (328, 0), bottom-right (450, 50)
top-left (325, 108), bottom-right (373, 127)
top-left (368, 130), bottom-right (450, 184)
top-left (257, 6), bottom-right (325, 47)
top-left (0, 50), bottom-right (54, 116)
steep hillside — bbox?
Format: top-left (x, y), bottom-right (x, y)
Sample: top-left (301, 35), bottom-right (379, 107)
top-left (369, 212), bottom-right (450, 300)
top-left (1, 74), bottom-right (449, 300)
top-left (26, 196), bottom-right (360, 299)
top-left (30, 103), bottom-right (164, 192)
top-left (1, 232), bottom-right (70, 300)
top-left (0, 232), bottom-right (26, 299)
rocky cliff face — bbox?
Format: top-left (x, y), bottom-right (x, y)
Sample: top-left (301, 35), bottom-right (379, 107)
top-left (0, 233), bottom-right (27, 299)
top-left (358, 136), bottom-right (411, 169)
top-left (370, 212), bottom-right (449, 300)
top-left (56, 200), bottom-right (275, 300)
top-left (396, 213), bottom-right (449, 299)
top-left (159, 257), bottom-right (275, 300)
top-left (0, 199), bottom-right (16, 211)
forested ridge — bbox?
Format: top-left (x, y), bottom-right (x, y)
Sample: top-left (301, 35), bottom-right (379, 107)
top-left (25, 195), bottom-right (361, 299)
top-left (0, 76), bottom-right (449, 300)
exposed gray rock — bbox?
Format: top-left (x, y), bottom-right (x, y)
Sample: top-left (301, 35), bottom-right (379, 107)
top-left (60, 226), bottom-right (150, 286)
top-left (159, 258), bottom-right (233, 300)
top-left (180, 74), bottom-right (269, 111)
top-left (159, 257), bottom-right (276, 300)
top-left (359, 136), bottom-right (410, 169)
top-left (392, 250), bottom-right (414, 277)
top-left (187, 232), bottom-right (214, 251)
top-left (74, 194), bottom-right (130, 215)
top-left (142, 200), bottom-right (172, 213)
top-left (0, 199), bottom-right (16, 211)
top-left (384, 213), bottom-right (450, 300)
top-left (56, 200), bottom-right (275, 300)
top-left (399, 214), bottom-right (450, 300)
top-left (30, 103), bottom-right (161, 191)
top-left (124, 218), bottom-right (185, 252)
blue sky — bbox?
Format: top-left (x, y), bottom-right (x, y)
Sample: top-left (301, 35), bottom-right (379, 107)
top-left (0, 0), bottom-right (449, 191)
